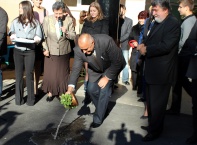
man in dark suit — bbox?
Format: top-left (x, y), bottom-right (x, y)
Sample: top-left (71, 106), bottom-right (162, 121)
top-left (137, 0), bottom-right (180, 141)
top-left (0, 7), bottom-right (8, 101)
top-left (167, 0), bottom-right (196, 115)
top-left (66, 33), bottom-right (126, 128)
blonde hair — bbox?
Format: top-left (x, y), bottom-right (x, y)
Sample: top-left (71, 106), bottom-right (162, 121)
top-left (79, 10), bottom-right (87, 24)
top-left (86, 2), bottom-right (104, 22)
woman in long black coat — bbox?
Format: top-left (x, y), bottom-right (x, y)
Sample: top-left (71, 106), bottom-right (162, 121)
top-left (129, 11), bottom-right (149, 92)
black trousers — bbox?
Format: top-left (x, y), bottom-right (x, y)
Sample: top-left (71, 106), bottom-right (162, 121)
top-left (87, 80), bottom-right (113, 124)
top-left (146, 84), bottom-right (171, 135)
top-left (191, 79), bottom-right (197, 135)
top-left (171, 56), bottom-right (192, 112)
top-left (14, 49), bottom-right (35, 105)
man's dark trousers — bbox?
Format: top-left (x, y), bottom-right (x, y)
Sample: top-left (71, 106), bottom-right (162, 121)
top-left (87, 80), bottom-right (113, 124)
top-left (146, 84), bottom-right (171, 135)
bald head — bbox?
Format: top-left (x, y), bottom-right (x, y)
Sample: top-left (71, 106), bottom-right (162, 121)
top-left (78, 33), bottom-right (92, 45)
top-left (78, 33), bottom-right (94, 55)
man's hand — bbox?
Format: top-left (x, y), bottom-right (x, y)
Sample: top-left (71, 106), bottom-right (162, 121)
top-left (98, 76), bottom-right (109, 89)
top-left (34, 36), bottom-right (41, 44)
top-left (43, 50), bottom-right (50, 56)
top-left (133, 41), bottom-right (138, 47)
top-left (66, 86), bottom-right (74, 94)
top-left (137, 44), bottom-right (146, 55)
top-left (61, 26), bottom-right (68, 35)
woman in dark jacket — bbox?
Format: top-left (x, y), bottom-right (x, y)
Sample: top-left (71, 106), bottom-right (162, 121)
top-left (81, 2), bottom-right (108, 35)
top-left (129, 11), bottom-right (149, 92)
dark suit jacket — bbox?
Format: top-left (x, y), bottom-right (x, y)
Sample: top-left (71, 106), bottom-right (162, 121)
top-left (120, 17), bottom-right (133, 50)
top-left (69, 34), bottom-right (126, 86)
top-left (185, 20), bottom-right (197, 79)
top-left (0, 7), bottom-right (8, 56)
top-left (143, 14), bottom-right (180, 85)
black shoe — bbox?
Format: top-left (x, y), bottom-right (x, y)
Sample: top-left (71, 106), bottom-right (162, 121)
top-left (141, 126), bottom-right (148, 131)
top-left (90, 122), bottom-right (101, 128)
top-left (0, 97), bottom-right (2, 101)
top-left (132, 86), bottom-right (137, 90)
top-left (142, 133), bottom-right (159, 142)
top-left (138, 98), bottom-right (145, 102)
top-left (123, 81), bottom-right (130, 85)
top-left (166, 109), bottom-right (180, 115)
top-left (140, 115), bottom-right (148, 119)
top-left (186, 134), bottom-right (197, 144)
top-left (46, 96), bottom-right (53, 102)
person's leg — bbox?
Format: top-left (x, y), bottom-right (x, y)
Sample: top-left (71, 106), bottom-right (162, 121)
top-left (169, 56), bottom-right (192, 113)
top-left (186, 79), bottom-right (197, 144)
top-left (24, 50), bottom-right (35, 105)
top-left (192, 79), bottom-right (197, 135)
top-left (87, 80), bottom-right (113, 124)
top-left (34, 60), bottom-right (41, 95)
top-left (13, 49), bottom-right (25, 105)
top-left (146, 84), bottom-right (171, 135)
top-left (131, 71), bottom-right (137, 90)
top-left (83, 62), bottom-right (91, 104)
top-left (170, 81), bottom-right (182, 113)
top-left (0, 57), bottom-right (2, 98)
top-left (122, 50), bottom-right (129, 84)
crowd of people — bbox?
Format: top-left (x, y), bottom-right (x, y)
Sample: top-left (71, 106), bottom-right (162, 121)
top-left (0, 0), bottom-right (197, 144)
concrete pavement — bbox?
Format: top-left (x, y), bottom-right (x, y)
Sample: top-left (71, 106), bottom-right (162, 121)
top-left (0, 69), bottom-right (195, 145)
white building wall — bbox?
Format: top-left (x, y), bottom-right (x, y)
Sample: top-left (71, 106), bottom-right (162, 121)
top-left (125, 0), bottom-right (146, 26)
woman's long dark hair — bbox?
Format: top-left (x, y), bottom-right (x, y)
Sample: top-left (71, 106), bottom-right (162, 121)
top-left (18, 1), bottom-right (36, 27)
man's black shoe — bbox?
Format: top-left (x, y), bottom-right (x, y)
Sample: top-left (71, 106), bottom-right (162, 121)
top-left (141, 126), bottom-right (148, 131)
top-left (138, 98), bottom-right (145, 102)
top-left (132, 86), bottom-right (137, 90)
top-left (142, 133), bottom-right (159, 142)
top-left (140, 115), bottom-right (148, 119)
top-left (166, 109), bottom-right (180, 115)
top-left (123, 81), bottom-right (130, 85)
top-left (186, 134), bottom-right (197, 144)
top-left (90, 122), bottom-right (101, 128)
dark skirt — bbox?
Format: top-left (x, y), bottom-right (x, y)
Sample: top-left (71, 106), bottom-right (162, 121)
top-left (42, 54), bottom-right (70, 96)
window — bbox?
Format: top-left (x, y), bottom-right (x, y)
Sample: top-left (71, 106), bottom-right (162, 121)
top-left (82, 0), bottom-right (95, 5)
top-left (63, 0), bottom-right (77, 6)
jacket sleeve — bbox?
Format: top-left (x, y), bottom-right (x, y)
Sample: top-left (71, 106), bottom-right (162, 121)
top-left (42, 17), bottom-right (49, 51)
top-left (81, 20), bottom-right (87, 34)
top-left (66, 16), bottom-right (76, 40)
top-left (0, 10), bottom-right (8, 47)
top-left (120, 19), bottom-right (133, 43)
top-left (104, 37), bottom-right (126, 80)
top-left (179, 19), bottom-right (196, 51)
top-left (68, 46), bottom-right (84, 86)
top-left (35, 20), bottom-right (43, 39)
